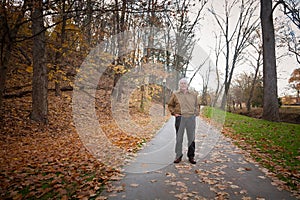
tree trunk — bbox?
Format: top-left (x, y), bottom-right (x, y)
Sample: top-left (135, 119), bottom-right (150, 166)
top-left (55, 1), bottom-right (67, 97)
top-left (31, 1), bottom-right (48, 123)
top-left (260, 0), bottom-right (280, 121)
top-left (221, 82), bottom-right (230, 110)
top-left (247, 52), bottom-right (261, 112)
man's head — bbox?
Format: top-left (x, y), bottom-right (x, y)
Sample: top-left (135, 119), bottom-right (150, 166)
top-left (179, 78), bottom-right (189, 92)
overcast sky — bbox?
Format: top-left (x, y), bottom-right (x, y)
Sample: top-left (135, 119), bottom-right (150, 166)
top-left (187, 0), bottom-right (299, 97)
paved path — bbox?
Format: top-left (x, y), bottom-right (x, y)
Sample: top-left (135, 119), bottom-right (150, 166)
top-left (102, 117), bottom-right (297, 200)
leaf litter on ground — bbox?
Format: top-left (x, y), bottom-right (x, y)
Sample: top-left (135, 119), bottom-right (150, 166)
top-left (0, 90), bottom-right (167, 199)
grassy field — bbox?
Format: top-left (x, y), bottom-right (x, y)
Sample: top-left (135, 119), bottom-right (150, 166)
top-left (202, 107), bottom-right (300, 192)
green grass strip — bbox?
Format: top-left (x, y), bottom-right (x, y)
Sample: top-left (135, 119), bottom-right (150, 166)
top-left (202, 107), bottom-right (300, 190)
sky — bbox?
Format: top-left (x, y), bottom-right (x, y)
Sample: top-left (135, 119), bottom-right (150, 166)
top-left (187, 0), bottom-right (299, 97)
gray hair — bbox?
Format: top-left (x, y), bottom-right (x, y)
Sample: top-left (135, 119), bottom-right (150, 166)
top-left (179, 77), bottom-right (188, 84)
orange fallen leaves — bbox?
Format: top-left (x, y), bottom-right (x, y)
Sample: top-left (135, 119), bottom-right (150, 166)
top-left (0, 94), bottom-right (117, 198)
top-left (0, 86), bottom-right (166, 199)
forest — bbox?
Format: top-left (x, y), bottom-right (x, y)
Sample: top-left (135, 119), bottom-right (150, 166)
top-left (0, 0), bottom-right (300, 199)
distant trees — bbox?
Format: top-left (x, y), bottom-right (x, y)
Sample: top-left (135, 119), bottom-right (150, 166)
top-left (206, 0), bottom-right (294, 122)
top-left (230, 72), bottom-right (263, 110)
top-left (289, 68), bottom-right (300, 102)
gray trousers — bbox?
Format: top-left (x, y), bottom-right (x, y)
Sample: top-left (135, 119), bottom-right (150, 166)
top-left (175, 116), bottom-right (196, 159)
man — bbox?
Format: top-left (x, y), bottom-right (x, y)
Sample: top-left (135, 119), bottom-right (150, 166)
top-left (168, 78), bottom-right (199, 164)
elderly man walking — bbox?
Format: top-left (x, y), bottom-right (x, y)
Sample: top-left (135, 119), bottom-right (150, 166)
top-left (168, 78), bottom-right (199, 164)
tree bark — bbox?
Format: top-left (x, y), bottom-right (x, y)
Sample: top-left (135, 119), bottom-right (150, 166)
top-left (260, 0), bottom-right (280, 121)
top-left (31, 0), bottom-right (48, 123)
top-left (54, 1), bottom-right (67, 97)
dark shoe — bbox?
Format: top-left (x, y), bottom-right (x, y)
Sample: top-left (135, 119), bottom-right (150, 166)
top-left (189, 157), bottom-right (196, 164)
top-left (174, 155), bottom-right (183, 163)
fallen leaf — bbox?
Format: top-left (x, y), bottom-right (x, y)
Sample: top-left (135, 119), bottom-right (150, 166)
top-left (130, 183), bottom-right (139, 187)
top-left (230, 185), bottom-right (239, 189)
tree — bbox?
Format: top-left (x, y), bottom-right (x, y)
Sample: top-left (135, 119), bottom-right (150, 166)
top-left (167, 0), bottom-right (208, 79)
top-left (260, 0), bottom-right (280, 121)
top-left (210, 31), bottom-right (225, 107)
top-left (1, 0), bottom-right (211, 120)
top-left (230, 72), bottom-right (263, 110)
top-left (198, 61), bottom-right (212, 106)
top-left (209, 0), bottom-right (260, 110)
top-left (289, 68), bottom-right (300, 103)
top-left (231, 73), bottom-right (251, 109)
top-left (0, 1), bottom-right (29, 113)
top-left (245, 29), bottom-right (263, 112)
top-left (31, 0), bottom-right (48, 123)
top-left (275, 0), bottom-right (300, 64)
top-left (52, 1), bottom-right (68, 97)
top-left (276, 0), bottom-right (300, 29)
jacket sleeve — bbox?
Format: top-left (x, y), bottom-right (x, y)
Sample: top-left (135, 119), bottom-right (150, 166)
top-left (168, 93), bottom-right (176, 115)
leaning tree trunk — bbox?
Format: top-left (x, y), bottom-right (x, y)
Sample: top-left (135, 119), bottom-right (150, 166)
top-left (260, 0), bottom-right (280, 121)
top-left (247, 51), bottom-right (261, 112)
top-left (31, 1), bottom-right (48, 123)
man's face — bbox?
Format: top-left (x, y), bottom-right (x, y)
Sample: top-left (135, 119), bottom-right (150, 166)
top-left (179, 81), bottom-right (188, 91)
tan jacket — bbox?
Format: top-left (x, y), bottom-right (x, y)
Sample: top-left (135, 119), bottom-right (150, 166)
top-left (168, 90), bottom-right (200, 117)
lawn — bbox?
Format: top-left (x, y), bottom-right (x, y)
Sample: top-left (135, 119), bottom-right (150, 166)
top-left (202, 107), bottom-right (300, 192)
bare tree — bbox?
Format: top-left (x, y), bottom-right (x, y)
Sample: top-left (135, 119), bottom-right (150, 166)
top-left (231, 73), bottom-right (251, 109)
top-left (276, 0), bottom-right (300, 29)
top-left (275, 0), bottom-right (300, 64)
top-left (260, 0), bottom-right (280, 121)
top-left (200, 62), bottom-right (213, 106)
top-left (230, 71), bottom-right (263, 109)
top-left (209, 0), bottom-right (260, 110)
top-left (276, 19), bottom-right (300, 65)
top-left (167, 0), bottom-right (208, 79)
top-left (211, 31), bottom-right (224, 107)
top-left (245, 30), bottom-right (263, 112)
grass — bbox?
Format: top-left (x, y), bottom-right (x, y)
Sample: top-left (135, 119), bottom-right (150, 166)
top-left (202, 107), bottom-right (300, 191)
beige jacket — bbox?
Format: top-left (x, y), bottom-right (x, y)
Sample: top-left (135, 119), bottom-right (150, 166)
top-left (168, 90), bottom-right (200, 117)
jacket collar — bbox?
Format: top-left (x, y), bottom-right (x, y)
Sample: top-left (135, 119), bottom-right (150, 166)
top-left (177, 89), bottom-right (191, 94)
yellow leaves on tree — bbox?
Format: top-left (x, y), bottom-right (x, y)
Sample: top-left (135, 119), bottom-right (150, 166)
top-left (289, 68), bottom-right (300, 95)
top-left (112, 65), bottom-right (128, 74)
